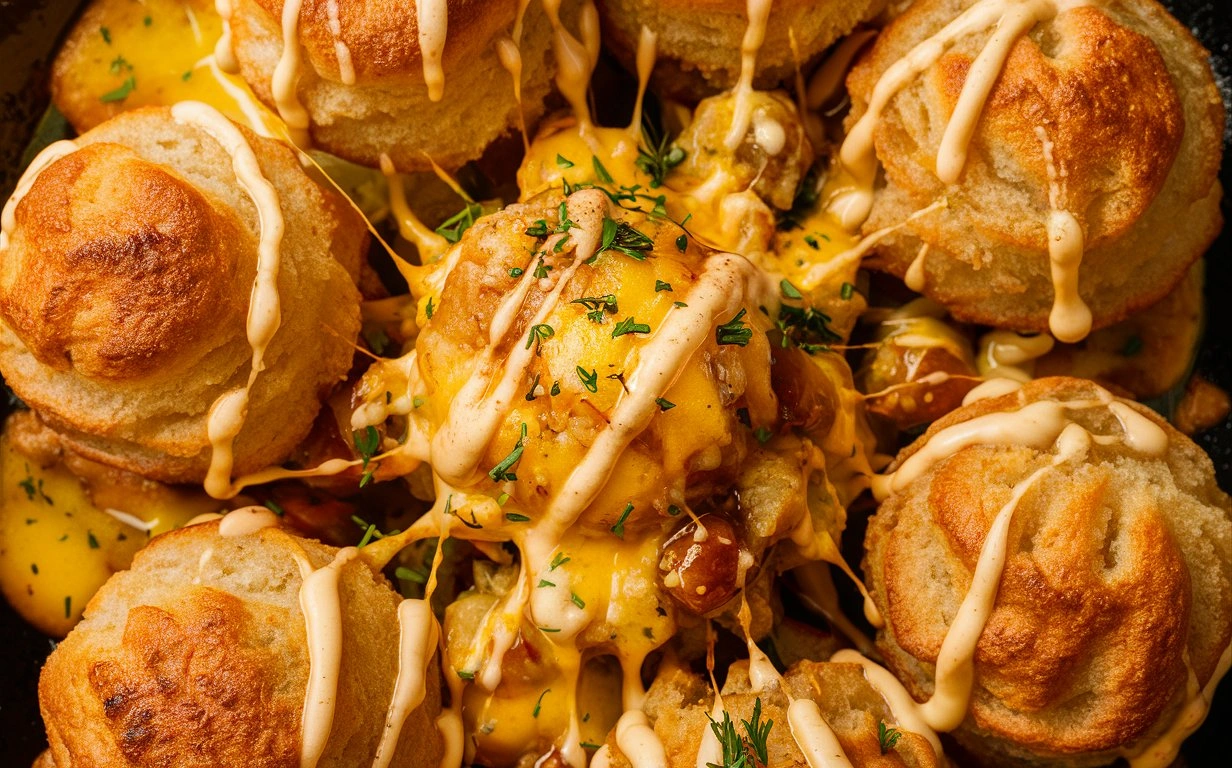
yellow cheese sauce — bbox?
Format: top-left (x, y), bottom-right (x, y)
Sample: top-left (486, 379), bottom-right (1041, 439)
top-left (0, 434), bottom-right (213, 635)
top-left (54, 0), bottom-right (280, 135)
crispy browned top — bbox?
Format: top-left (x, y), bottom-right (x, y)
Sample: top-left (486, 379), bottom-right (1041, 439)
top-left (866, 377), bottom-right (1232, 762)
top-left (0, 143), bottom-right (247, 380)
top-left (250, 0), bottom-right (517, 84)
top-left (850, 0), bottom-right (1184, 251)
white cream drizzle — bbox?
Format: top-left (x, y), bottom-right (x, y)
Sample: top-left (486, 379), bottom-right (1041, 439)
top-left (830, 649), bottom-right (944, 759)
top-left (297, 546), bottom-right (360, 768)
top-left (870, 384), bottom-right (1170, 734)
top-left (905, 244), bottom-right (929, 292)
top-left (830, 0), bottom-right (1088, 230)
top-left (495, 37), bottom-right (530, 153)
top-left (372, 599), bottom-right (440, 768)
top-left (614, 710), bottom-right (668, 768)
top-left (724, 0), bottom-right (774, 150)
top-left (272, 0), bottom-right (312, 146)
top-left (218, 505), bottom-right (281, 537)
top-left (418, 0), bottom-right (449, 101)
top-left (542, 0), bottom-right (599, 128)
top-left (628, 26), bottom-right (658, 136)
top-left (976, 330), bottom-right (1055, 382)
top-left (169, 102), bottom-right (285, 502)
top-left (1126, 641), bottom-right (1232, 768)
top-left (214, 0), bottom-right (239, 72)
top-left (1036, 125), bottom-right (1093, 342)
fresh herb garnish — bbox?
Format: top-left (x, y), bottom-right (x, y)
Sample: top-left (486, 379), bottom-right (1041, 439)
top-left (525, 219), bottom-right (550, 237)
top-left (592, 156), bottom-right (614, 183)
top-left (488, 423), bottom-right (527, 483)
top-left (435, 202), bottom-right (486, 243)
top-left (655, 397), bottom-right (675, 411)
top-left (533, 689), bottom-right (551, 717)
top-left (655, 280), bottom-right (673, 292)
top-left (505, 512), bottom-right (531, 522)
top-left (396, 566), bottom-right (428, 584)
top-left (611, 502), bottom-right (633, 538)
top-left (840, 282), bottom-right (855, 301)
top-left (705, 697), bottom-right (774, 768)
top-left (878, 721), bottom-right (902, 755)
top-left (526, 323), bottom-right (555, 352)
top-left (636, 122), bottom-right (686, 188)
top-left (549, 552), bottom-right (571, 570)
top-left (537, 579), bottom-right (556, 588)
top-left (100, 76), bottom-right (136, 103)
top-left (570, 592), bottom-right (586, 609)
top-left (572, 294), bottom-right (618, 323)
top-left (353, 426), bottom-right (380, 486)
top-left (612, 316), bottom-right (651, 338)
top-left (716, 309), bottom-right (753, 347)
top-left (424, 296), bottom-right (435, 319)
top-left (598, 214), bottom-right (654, 261)
top-left (556, 154), bottom-right (574, 169)
top-left (776, 302), bottom-right (840, 353)
top-left (577, 366), bottom-right (599, 393)
top-left (779, 279), bottom-right (802, 299)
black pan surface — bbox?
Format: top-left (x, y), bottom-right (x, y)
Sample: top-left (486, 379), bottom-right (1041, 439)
top-left (0, 0), bottom-right (1229, 764)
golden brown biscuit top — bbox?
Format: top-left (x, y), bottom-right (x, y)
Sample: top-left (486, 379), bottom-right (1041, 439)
top-left (849, 0), bottom-right (1185, 250)
top-left (249, 0), bottom-right (518, 85)
top-left (873, 377), bottom-right (1232, 753)
top-left (0, 143), bottom-right (248, 381)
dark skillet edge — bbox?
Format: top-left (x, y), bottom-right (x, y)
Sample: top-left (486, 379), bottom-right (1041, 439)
top-left (0, 0), bottom-right (1229, 765)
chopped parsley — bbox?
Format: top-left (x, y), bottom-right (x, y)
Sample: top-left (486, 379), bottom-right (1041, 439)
top-left (549, 552), bottom-right (571, 570)
top-left (537, 579), bottom-right (556, 588)
top-left (840, 282), bottom-right (855, 301)
top-left (636, 122), bottom-right (686, 188)
top-left (100, 76), bottom-right (136, 103)
top-left (572, 294), bottom-right (618, 324)
top-left (716, 309), bottom-right (753, 347)
top-left (655, 280), bottom-right (673, 292)
top-left (570, 592), bottom-right (586, 609)
top-left (488, 423), bottom-right (527, 483)
top-left (352, 426), bottom-right (380, 487)
top-left (779, 279), bottom-right (803, 299)
top-left (525, 323), bottom-right (555, 352)
top-left (577, 366), bottom-right (599, 393)
top-left (598, 215), bottom-right (654, 261)
top-left (435, 202), bottom-right (485, 243)
top-left (525, 219), bottom-right (550, 237)
top-left (655, 397), bottom-right (676, 411)
top-left (878, 721), bottom-right (902, 755)
top-left (592, 156), bottom-right (614, 184)
top-left (556, 154), bottom-right (574, 169)
top-left (505, 512), bottom-right (531, 522)
top-left (424, 296), bottom-right (435, 319)
top-left (612, 316), bottom-right (651, 338)
top-left (533, 688), bottom-right (551, 718)
top-left (611, 502), bottom-right (633, 538)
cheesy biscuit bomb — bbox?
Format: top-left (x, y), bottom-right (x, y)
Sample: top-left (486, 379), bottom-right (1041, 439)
top-left (0, 106), bottom-right (365, 492)
top-left (37, 510), bottom-right (443, 768)
top-left (351, 186), bottom-right (868, 765)
top-left (864, 377), bottom-right (1232, 767)
top-left (218, 0), bottom-right (582, 169)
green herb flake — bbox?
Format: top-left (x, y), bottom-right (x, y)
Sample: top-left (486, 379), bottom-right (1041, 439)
top-left (424, 296), bottom-right (435, 319)
top-left (655, 280), bottom-right (673, 293)
top-left (100, 26), bottom-right (111, 44)
top-left (655, 397), bottom-right (676, 411)
top-left (840, 282), bottom-right (855, 301)
top-left (779, 279), bottom-right (803, 300)
top-left (505, 512), bottom-right (531, 523)
top-left (488, 423), bottom-right (528, 483)
top-left (878, 721), bottom-right (902, 755)
top-left (435, 202), bottom-right (485, 244)
top-left (577, 366), bottom-right (599, 393)
top-left (537, 579), bottom-right (556, 588)
top-left (570, 592), bottom-right (586, 609)
top-left (592, 156), bottom-right (614, 183)
top-left (100, 76), bottom-right (136, 103)
top-left (395, 566), bottom-right (427, 584)
top-left (549, 552), bottom-right (571, 570)
top-left (612, 316), bottom-right (651, 339)
top-left (263, 499), bottom-right (285, 517)
top-left (716, 309), bottom-right (753, 347)
top-left (525, 323), bottom-right (555, 352)
top-left (611, 502), bottom-right (633, 538)
top-left (556, 154), bottom-right (575, 169)
top-left (87, 531), bottom-right (100, 549)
